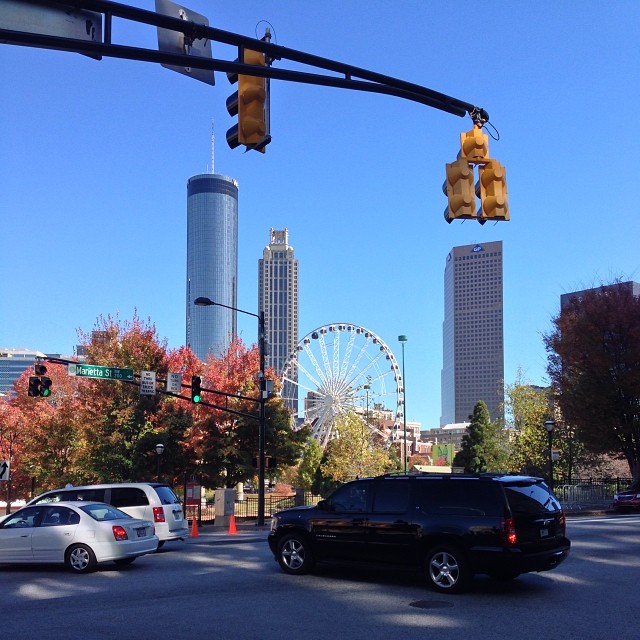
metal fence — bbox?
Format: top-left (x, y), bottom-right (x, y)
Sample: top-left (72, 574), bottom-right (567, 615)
top-left (185, 491), bottom-right (322, 523)
top-left (554, 478), bottom-right (631, 510)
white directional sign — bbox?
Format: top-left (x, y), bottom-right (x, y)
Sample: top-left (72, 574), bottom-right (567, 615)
top-left (140, 371), bottom-right (157, 396)
top-left (0, 460), bottom-right (10, 482)
top-left (166, 372), bottom-right (182, 394)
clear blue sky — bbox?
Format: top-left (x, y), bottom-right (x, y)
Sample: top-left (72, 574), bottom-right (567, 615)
top-left (2, 1), bottom-right (639, 429)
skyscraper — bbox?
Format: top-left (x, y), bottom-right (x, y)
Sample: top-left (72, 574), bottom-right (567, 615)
top-left (440, 241), bottom-right (504, 425)
top-left (258, 229), bottom-right (299, 377)
top-left (186, 173), bottom-right (238, 361)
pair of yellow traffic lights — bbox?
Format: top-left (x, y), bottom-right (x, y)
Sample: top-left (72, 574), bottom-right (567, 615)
top-left (226, 49), bottom-right (271, 153)
top-left (443, 127), bottom-right (509, 224)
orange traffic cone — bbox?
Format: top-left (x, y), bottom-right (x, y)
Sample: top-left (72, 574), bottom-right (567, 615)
top-left (190, 517), bottom-right (199, 538)
top-left (228, 514), bottom-right (237, 535)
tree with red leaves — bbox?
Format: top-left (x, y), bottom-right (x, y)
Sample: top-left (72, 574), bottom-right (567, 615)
top-left (545, 283), bottom-right (640, 485)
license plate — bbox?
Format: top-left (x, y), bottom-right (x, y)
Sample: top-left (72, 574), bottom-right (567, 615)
top-left (540, 528), bottom-right (549, 538)
top-left (136, 527), bottom-right (147, 538)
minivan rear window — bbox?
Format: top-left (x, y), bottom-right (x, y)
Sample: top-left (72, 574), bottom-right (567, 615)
top-left (154, 485), bottom-right (181, 505)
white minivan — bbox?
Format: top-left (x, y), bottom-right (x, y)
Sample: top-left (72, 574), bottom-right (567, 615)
top-left (28, 483), bottom-right (189, 547)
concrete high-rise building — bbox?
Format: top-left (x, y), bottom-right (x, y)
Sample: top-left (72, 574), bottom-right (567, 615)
top-left (440, 241), bottom-right (504, 425)
top-left (560, 281), bottom-right (640, 310)
top-left (186, 173), bottom-right (238, 361)
top-left (258, 229), bottom-right (299, 380)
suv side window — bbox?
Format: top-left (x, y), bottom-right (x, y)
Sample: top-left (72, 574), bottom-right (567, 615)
top-left (328, 481), bottom-right (372, 513)
top-left (111, 487), bottom-right (149, 508)
top-left (415, 480), bottom-right (503, 517)
top-left (372, 480), bottom-right (410, 513)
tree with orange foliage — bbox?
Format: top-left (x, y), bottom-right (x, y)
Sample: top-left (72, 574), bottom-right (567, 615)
top-left (6, 312), bottom-right (308, 495)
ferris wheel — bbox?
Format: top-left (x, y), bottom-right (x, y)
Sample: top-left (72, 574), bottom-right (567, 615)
top-left (279, 323), bottom-right (404, 448)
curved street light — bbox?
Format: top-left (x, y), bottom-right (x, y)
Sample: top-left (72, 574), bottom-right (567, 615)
top-left (194, 296), bottom-right (268, 526)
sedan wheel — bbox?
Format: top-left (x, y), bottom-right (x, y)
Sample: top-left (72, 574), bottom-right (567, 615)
top-left (277, 534), bottom-right (314, 575)
top-left (66, 544), bottom-right (97, 574)
top-left (426, 545), bottom-right (470, 594)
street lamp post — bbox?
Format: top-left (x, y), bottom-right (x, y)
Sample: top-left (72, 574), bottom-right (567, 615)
top-left (544, 420), bottom-right (555, 491)
top-left (398, 335), bottom-right (408, 475)
top-left (155, 443), bottom-right (165, 482)
top-left (194, 296), bottom-right (267, 527)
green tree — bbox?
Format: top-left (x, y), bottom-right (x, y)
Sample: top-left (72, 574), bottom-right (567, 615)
top-left (545, 282), bottom-right (640, 485)
top-left (453, 401), bottom-right (506, 472)
top-left (297, 437), bottom-right (323, 490)
top-left (320, 412), bottom-right (395, 483)
top-left (504, 375), bottom-right (553, 477)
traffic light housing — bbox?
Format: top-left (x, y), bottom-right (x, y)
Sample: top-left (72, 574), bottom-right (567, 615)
top-left (459, 127), bottom-right (489, 162)
top-left (191, 376), bottom-right (202, 403)
top-left (40, 377), bottom-right (52, 397)
top-left (478, 160), bottom-right (509, 223)
top-left (28, 376), bottom-right (41, 397)
top-left (226, 48), bottom-right (271, 152)
top-left (29, 363), bottom-right (52, 397)
top-left (443, 158), bottom-right (477, 222)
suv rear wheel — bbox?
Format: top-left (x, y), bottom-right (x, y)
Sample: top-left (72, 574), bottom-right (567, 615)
top-left (425, 544), bottom-right (470, 594)
top-left (277, 533), bottom-right (314, 575)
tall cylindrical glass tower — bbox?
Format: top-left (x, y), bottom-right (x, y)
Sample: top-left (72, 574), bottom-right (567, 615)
top-left (186, 173), bottom-right (238, 361)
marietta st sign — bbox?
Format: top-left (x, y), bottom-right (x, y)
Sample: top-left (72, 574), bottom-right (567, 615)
top-left (67, 363), bottom-right (134, 381)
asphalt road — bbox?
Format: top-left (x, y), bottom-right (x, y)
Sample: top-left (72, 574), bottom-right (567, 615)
top-left (1, 515), bottom-right (638, 640)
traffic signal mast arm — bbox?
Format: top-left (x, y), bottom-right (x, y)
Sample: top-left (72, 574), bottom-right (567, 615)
top-left (41, 356), bottom-right (262, 421)
top-left (0, 0), bottom-right (488, 126)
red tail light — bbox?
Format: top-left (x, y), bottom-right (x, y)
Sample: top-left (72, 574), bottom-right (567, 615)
top-left (153, 507), bottom-right (166, 523)
top-left (502, 517), bottom-right (517, 545)
top-left (112, 525), bottom-right (128, 541)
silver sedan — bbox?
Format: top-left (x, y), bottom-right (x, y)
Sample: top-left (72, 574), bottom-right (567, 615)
top-left (0, 501), bottom-right (158, 573)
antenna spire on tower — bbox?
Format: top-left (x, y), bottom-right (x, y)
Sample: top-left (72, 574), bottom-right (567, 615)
top-left (211, 121), bottom-right (215, 174)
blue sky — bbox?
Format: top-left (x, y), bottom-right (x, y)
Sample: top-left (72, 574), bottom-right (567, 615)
top-left (2, 1), bottom-right (639, 429)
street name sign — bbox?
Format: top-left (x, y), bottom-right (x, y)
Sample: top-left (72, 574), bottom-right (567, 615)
top-left (68, 363), bottom-right (134, 381)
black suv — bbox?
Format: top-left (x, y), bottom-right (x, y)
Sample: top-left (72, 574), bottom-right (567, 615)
top-left (268, 473), bottom-right (570, 593)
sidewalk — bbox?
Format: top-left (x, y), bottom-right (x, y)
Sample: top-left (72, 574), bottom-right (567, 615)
top-left (184, 521), bottom-right (270, 546)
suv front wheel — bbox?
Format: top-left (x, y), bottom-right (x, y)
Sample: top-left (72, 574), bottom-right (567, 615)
top-left (277, 533), bottom-right (314, 575)
top-left (425, 544), bottom-right (470, 594)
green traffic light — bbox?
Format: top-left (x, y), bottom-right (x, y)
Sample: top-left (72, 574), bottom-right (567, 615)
top-left (193, 394), bottom-right (201, 403)
top-left (41, 388), bottom-right (51, 397)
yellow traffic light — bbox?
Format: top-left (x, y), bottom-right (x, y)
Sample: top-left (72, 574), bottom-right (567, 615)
top-left (443, 158), bottom-right (477, 222)
top-left (459, 127), bottom-right (489, 161)
top-left (239, 49), bottom-right (267, 148)
top-left (226, 48), bottom-right (271, 153)
top-left (478, 160), bottom-right (509, 222)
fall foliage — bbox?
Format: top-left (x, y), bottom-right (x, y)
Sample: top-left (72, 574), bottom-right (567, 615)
top-left (0, 312), bottom-right (307, 504)
top-left (545, 282), bottom-right (640, 484)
